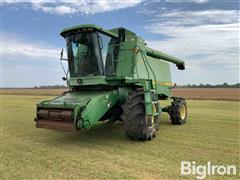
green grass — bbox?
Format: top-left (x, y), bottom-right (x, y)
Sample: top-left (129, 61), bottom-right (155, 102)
top-left (1, 95), bottom-right (239, 179)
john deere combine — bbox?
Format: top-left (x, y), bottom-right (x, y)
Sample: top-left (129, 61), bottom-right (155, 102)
top-left (35, 24), bottom-right (187, 141)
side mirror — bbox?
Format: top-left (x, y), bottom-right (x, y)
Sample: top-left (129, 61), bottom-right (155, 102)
top-left (62, 77), bottom-right (67, 81)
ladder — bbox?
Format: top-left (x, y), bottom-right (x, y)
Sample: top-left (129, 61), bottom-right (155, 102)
top-left (144, 80), bottom-right (161, 131)
top-left (139, 49), bottom-right (161, 131)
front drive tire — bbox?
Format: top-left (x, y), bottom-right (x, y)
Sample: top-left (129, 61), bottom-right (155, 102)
top-left (121, 89), bottom-right (156, 141)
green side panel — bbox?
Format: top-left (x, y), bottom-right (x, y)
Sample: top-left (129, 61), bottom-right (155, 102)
top-left (136, 55), bottom-right (172, 83)
top-left (80, 90), bottom-right (118, 129)
top-left (150, 58), bottom-right (172, 83)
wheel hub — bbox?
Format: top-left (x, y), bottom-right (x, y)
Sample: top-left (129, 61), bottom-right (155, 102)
top-left (179, 105), bottom-right (186, 120)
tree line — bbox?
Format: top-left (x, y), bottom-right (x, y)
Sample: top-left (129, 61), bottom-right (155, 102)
top-left (176, 83), bottom-right (240, 88)
top-left (33, 85), bottom-right (67, 89)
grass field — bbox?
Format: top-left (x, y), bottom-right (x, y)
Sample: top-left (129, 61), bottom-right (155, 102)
top-left (1, 95), bottom-right (239, 179)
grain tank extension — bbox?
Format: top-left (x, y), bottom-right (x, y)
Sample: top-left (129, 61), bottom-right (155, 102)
top-left (35, 24), bottom-right (187, 141)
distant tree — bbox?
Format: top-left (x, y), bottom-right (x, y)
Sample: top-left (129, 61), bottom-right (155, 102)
top-left (222, 83), bottom-right (228, 87)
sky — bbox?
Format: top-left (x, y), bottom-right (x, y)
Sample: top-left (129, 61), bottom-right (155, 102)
top-left (1, 0), bottom-right (239, 87)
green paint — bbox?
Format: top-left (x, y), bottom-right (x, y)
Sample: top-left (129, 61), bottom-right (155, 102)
top-left (80, 90), bottom-right (118, 129)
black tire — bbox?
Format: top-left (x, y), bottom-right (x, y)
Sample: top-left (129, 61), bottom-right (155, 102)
top-left (121, 89), bottom-right (156, 141)
top-left (170, 97), bottom-right (187, 125)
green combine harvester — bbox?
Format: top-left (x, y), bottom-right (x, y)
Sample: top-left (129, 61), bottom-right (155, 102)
top-left (35, 24), bottom-right (187, 141)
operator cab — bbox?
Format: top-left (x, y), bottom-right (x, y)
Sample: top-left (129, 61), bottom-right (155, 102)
top-left (61, 26), bottom-right (119, 78)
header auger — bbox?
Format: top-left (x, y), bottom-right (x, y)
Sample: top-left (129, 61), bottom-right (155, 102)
top-left (35, 24), bottom-right (187, 141)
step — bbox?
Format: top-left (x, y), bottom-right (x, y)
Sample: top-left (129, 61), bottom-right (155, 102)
top-left (145, 101), bottom-right (159, 104)
top-left (147, 113), bottom-right (159, 116)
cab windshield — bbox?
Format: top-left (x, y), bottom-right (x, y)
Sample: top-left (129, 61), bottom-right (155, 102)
top-left (66, 31), bottom-right (117, 77)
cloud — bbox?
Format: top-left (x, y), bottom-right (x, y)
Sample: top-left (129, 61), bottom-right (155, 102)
top-left (1, 33), bottom-right (60, 59)
top-left (149, 9), bottom-right (239, 26)
top-left (147, 23), bottom-right (239, 59)
top-left (3, 0), bottom-right (144, 15)
top-left (166, 0), bottom-right (209, 3)
top-left (145, 9), bottom-right (239, 84)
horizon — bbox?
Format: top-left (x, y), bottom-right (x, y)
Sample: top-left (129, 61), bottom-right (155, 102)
top-left (1, 82), bottom-right (240, 89)
top-left (1, 0), bottom-right (239, 87)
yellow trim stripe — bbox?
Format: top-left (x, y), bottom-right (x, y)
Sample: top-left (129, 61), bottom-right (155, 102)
top-left (153, 81), bottom-right (174, 86)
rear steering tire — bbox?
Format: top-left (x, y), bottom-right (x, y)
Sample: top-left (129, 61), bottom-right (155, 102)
top-left (169, 97), bottom-right (187, 125)
top-left (121, 89), bottom-right (156, 141)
